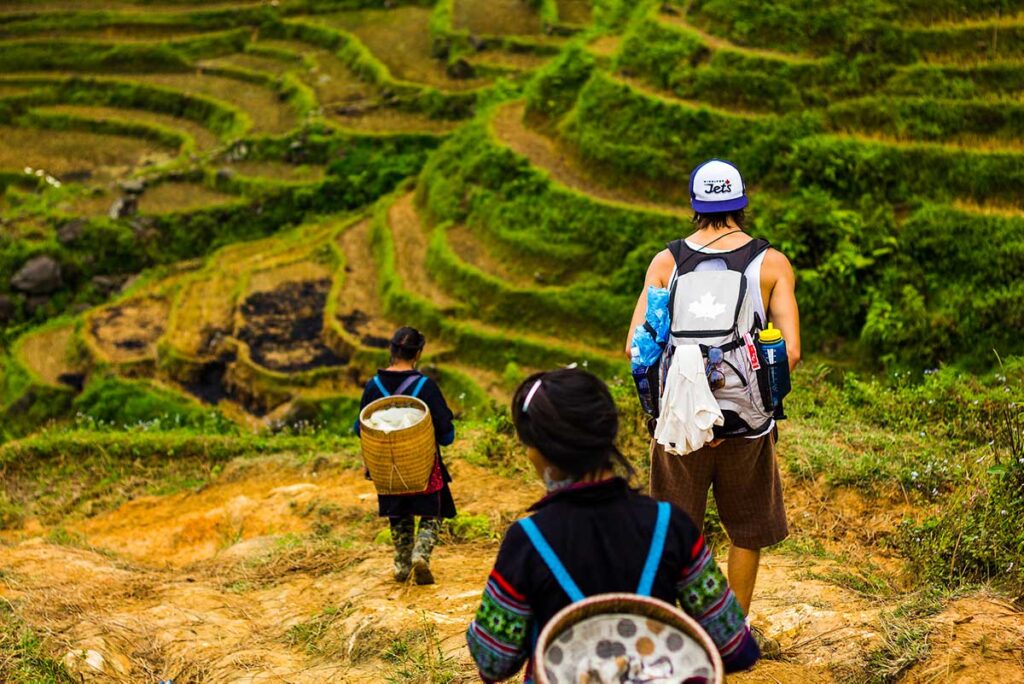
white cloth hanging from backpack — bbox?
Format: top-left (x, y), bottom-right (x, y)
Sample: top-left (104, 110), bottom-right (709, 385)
top-left (655, 345), bottom-right (723, 455)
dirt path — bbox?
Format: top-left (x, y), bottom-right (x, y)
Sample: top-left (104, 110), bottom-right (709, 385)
top-left (490, 101), bottom-right (690, 215)
top-left (336, 218), bottom-right (399, 348)
top-left (387, 193), bottom-right (460, 309)
top-left (8, 448), bottom-right (1019, 682)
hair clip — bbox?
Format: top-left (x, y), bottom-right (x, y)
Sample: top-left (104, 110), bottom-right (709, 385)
top-left (522, 379), bottom-right (543, 412)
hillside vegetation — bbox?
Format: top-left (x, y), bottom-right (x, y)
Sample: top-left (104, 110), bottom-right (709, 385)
top-left (1, 0), bottom-right (1023, 682)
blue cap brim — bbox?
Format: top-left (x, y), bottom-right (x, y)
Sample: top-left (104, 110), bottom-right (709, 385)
top-left (691, 195), bottom-right (748, 213)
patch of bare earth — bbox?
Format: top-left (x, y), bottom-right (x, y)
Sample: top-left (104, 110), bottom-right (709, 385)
top-left (336, 218), bottom-right (396, 349)
top-left (387, 192), bottom-right (458, 309)
top-left (0, 455), bottom-right (537, 682)
top-left (88, 296), bottom-right (170, 364)
top-left (906, 596), bottom-right (1024, 682)
top-left (17, 323), bottom-right (84, 388)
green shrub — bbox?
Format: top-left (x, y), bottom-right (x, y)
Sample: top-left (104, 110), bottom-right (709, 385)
top-left (72, 375), bottom-right (231, 431)
top-left (524, 45), bottom-right (596, 122)
top-left (898, 407), bottom-right (1024, 588)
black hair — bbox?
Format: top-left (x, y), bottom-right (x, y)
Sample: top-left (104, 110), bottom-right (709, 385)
top-left (692, 209), bottom-right (746, 231)
top-left (390, 326), bottom-right (425, 362)
top-left (512, 368), bottom-right (635, 479)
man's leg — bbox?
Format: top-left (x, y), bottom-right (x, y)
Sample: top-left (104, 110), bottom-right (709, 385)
top-left (649, 440), bottom-right (714, 530)
top-left (727, 545), bottom-right (760, 615)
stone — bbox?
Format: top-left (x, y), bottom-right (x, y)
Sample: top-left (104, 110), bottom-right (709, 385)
top-left (91, 274), bottom-right (127, 296)
top-left (109, 195), bottom-right (138, 220)
top-left (56, 218), bottom-right (87, 245)
top-left (446, 58), bottom-right (477, 80)
top-left (10, 255), bottom-right (62, 294)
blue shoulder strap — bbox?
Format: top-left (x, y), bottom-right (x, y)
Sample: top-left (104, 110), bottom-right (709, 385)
top-left (636, 501), bottom-right (671, 597)
top-left (373, 374), bottom-right (427, 398)
top-left (410, 375), bottom-right (429, 398)
top-left (518, 518), bottom-right (585, 603)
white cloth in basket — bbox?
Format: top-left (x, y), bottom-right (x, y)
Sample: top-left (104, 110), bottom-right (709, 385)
top-left (367, 407), bottom-right (426, 433)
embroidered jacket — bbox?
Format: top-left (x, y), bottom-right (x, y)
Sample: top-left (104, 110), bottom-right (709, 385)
top-left (466, 478), bottom-right (759, 681)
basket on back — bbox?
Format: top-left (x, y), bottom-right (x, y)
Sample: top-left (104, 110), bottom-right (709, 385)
top-left (535, 593), bottom-right (724, 684)
top-left (359, 395), bottom-right (435, 495)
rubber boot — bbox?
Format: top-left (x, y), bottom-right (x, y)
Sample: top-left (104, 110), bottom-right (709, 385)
top-left (390, 516), bottom-right (415, 582)
top-left (411, 518), bottom-right (441, 585)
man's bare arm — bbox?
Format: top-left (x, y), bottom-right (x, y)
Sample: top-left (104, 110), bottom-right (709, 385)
top-left (624, 250), bottom-right (676, 358)
top-left (764, 250), bottom-right (801, 371)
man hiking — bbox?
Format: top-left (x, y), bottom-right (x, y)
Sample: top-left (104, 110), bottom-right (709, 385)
top-left (626, 159), bottom-right (801, 653)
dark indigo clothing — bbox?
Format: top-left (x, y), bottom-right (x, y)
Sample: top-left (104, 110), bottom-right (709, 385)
top-left (358, 369), bottom-right (457, 519)
top-left (466, 478), bottom-right (759, 681)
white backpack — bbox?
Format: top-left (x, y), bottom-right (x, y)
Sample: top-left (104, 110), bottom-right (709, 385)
top-left (664, 238), bottom-right (775, 438)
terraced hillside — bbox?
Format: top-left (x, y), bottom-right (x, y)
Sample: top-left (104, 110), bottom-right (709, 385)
top-left (2, 1), bottom-right (1024, 682)
top-left (4, 0), bottom-right (1023, 431)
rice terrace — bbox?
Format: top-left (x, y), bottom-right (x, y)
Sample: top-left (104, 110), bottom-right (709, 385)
top-left (0, 0), bottom-right (1023, 681)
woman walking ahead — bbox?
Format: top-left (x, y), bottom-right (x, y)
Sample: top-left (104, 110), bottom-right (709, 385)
top-left (466, 369), bottom-right (758, 681)
top-left (358, 327), bottom-right (456, 585)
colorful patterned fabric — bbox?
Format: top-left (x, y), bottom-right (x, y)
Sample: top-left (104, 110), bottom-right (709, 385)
top-left (466, 570), bottom-right (533, 682)
top-left (677, 535), bottom-right (758, 665)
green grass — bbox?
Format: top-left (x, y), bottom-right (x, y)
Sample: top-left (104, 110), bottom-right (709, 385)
top-left (0, 600), bottom-right (76, 684)
top-left (382, 622), bottom-right (471, 684)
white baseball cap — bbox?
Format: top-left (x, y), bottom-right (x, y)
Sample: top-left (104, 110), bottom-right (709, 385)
top-left (689, 159), bottom-right (748, 213)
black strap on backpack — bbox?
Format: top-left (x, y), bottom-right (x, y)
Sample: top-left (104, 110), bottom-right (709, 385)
top-left (667, 237), bottom-right (771, 329)
top-left (668, 237), bottom-right (770, 277)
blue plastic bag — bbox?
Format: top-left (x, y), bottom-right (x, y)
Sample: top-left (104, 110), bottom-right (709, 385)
top-left (630, 286), bottom-right (671, 416)
top-left (630, 286), bottom-right (670, 371)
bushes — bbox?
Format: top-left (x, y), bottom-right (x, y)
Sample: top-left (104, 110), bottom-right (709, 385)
top-left (615, 19), bottom-right (708, 90)
top-left (563, 72), bottom-right (820, 186)
top-left (72, 375), bottom-right (230, 431)
top-left (899, 406), bottom-right (1024, 588)
top-left (687, 0), bottom-right (912, 60)
top-left (860, 204), bottom-right (1024, 368)
top-left (523, 45), bottom-right (596, 122)
top-left (427, 223), bottom-right (631, 346)
top-left (370, 197), bottom-right (621, 376)
top-left (785, 134), bottom-right (1024, 206)
top-left (828, 96), bottom-right (1024, 143)
top-left (419, 115), bottom-right (686, 276)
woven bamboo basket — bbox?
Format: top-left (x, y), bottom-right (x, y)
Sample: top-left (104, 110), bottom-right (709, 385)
top-left (359, 395), bottom-right (436, 495)
top-left (535, 593), bottom-right (724, 684)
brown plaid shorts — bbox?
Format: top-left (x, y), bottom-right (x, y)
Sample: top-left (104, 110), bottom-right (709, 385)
top-left (649, 432), bottom-right (788, 549)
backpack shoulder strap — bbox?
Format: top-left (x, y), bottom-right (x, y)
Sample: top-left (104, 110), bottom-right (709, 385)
top-left (636, 501), bottom-right (671, 597)
top-left (518, 517), bottom-right (585, 603)
top-left (410, 375), bottom-right (429, 398)
top-left (732, 238), bottom-right (771, 273)
top-left (372, 376), bottom-right (390, 398)
top-left (393, 373), bottom-right (422, 396)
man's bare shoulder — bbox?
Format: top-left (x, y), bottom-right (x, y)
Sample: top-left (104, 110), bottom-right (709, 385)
top-left (649, 248), bottom-right (676, 285)
top-left (762, 247), bottom-right (795, 277)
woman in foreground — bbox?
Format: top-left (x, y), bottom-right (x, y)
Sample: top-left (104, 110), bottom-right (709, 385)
top-left (465, 368), bottom-right (759, 681)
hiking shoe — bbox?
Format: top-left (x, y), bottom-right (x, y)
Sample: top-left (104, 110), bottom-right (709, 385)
top-left (393, 559), bottom-right (412, 583)
top-left (412, 557), bottom-right (435, 585)
top-left (750, 624), bottom-right (783, 660)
